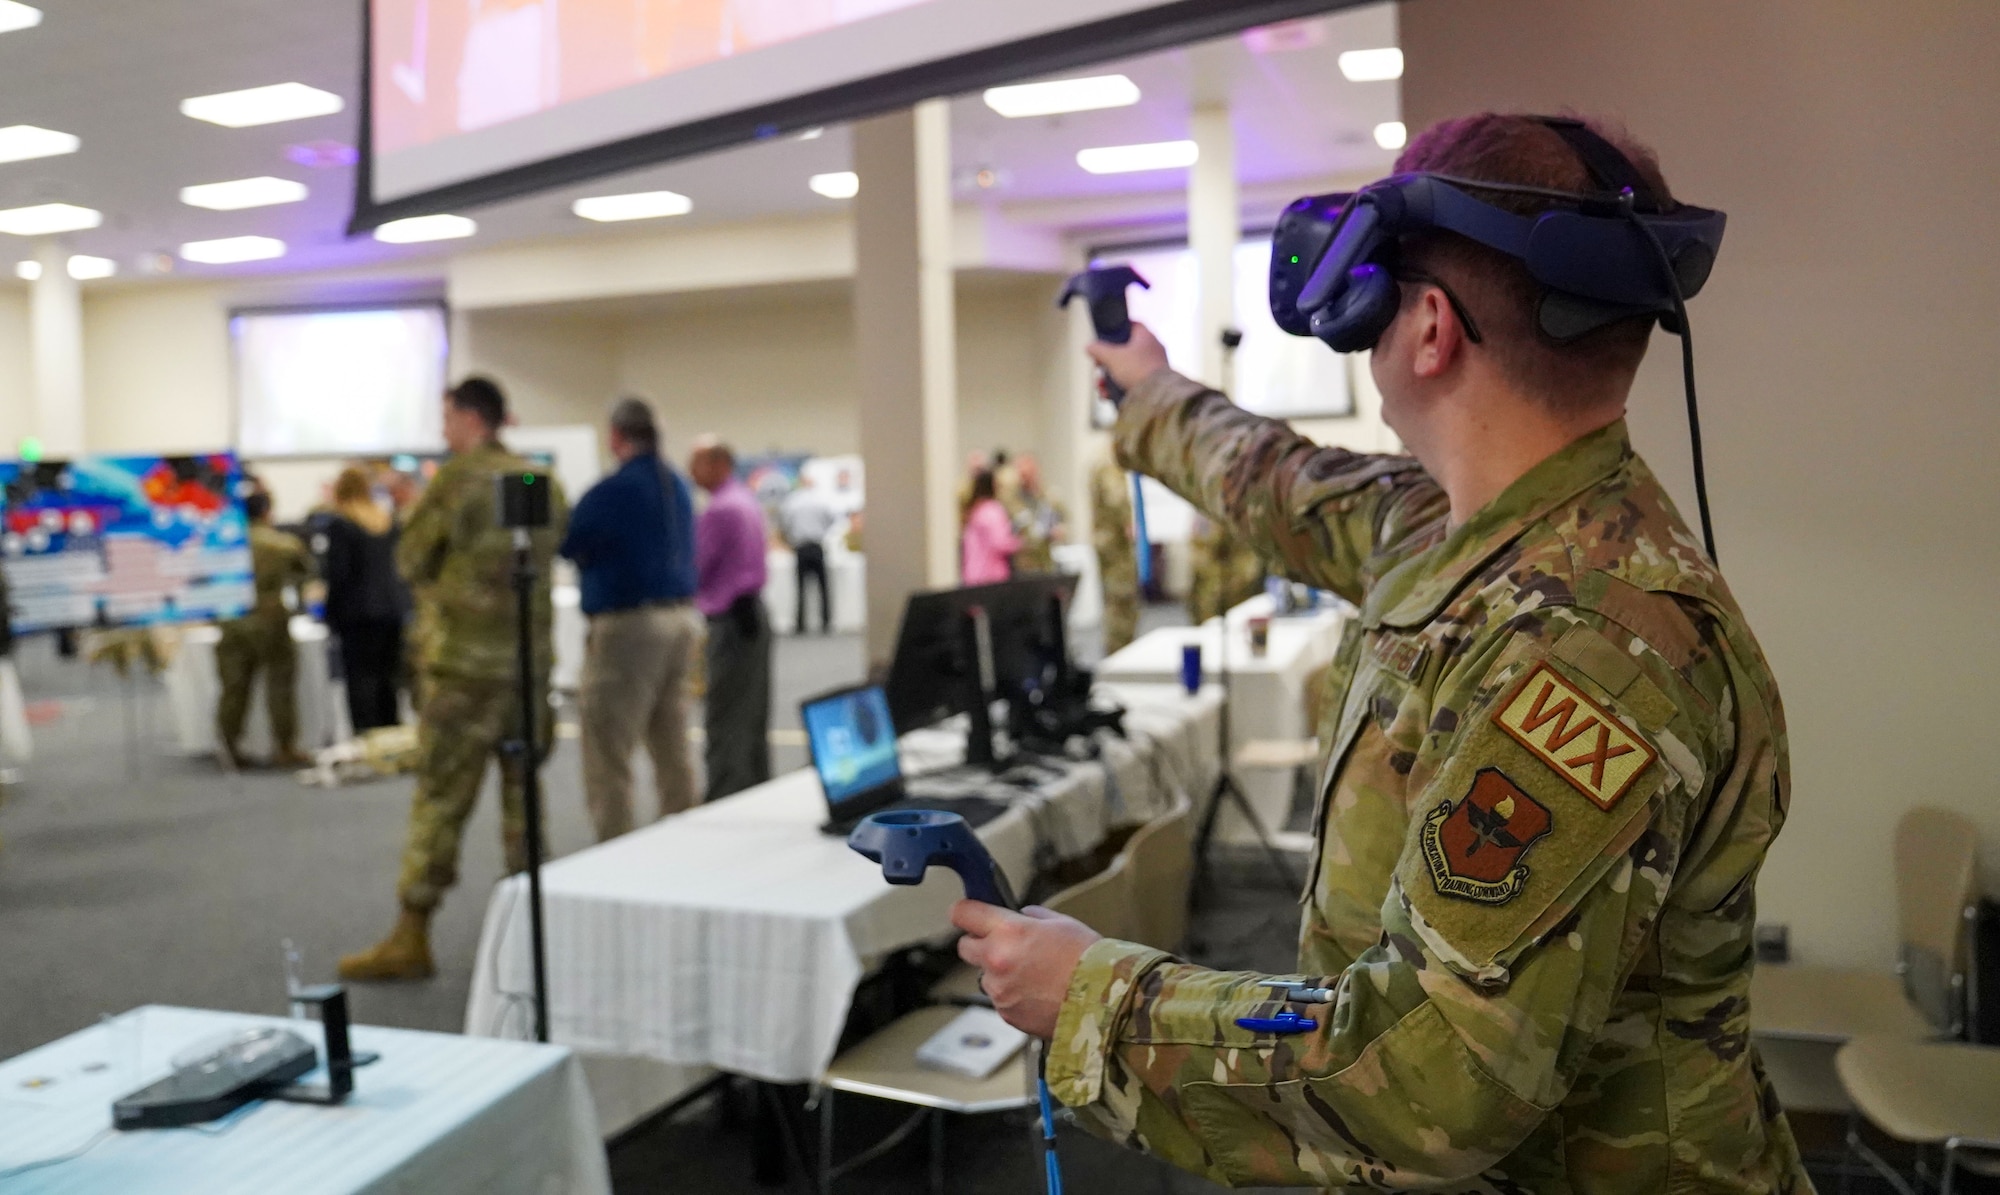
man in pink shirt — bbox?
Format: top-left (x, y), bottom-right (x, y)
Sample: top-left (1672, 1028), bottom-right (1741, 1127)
top-left (960, 468), bottom-right (1019, 586)
top-left (690, 438), bottom-right (771, 800)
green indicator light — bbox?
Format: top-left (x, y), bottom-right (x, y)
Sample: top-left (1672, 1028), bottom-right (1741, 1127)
top-left (17, 436), bottom-right (42, 463)
top-left (523, 474), bottom-right (535, 484)
top-left (1290, 255), bottom-right (1301, 264)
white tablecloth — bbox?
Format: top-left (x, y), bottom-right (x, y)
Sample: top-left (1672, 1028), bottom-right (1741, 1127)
top-left (0, 1005), bottom-right (608, 1195)
top-left (163, 617), bottom-right (343, 756)
top-left (762, 546), bottom-right (866, 635)
top-left (1096, 595), bottom-right (1346, 842)
top-left (464, 682), bottom-right (1219, 1084)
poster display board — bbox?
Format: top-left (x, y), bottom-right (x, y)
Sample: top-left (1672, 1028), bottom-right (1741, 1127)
top-left (0, 454), bottom-right (255, 632)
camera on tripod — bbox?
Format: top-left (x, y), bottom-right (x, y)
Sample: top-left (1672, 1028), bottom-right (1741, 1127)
top-left (496, 469), bottom-right (553, 530)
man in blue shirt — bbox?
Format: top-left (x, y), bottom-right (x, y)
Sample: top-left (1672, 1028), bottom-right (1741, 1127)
top-left (560, 397), bottom-right (703, 841)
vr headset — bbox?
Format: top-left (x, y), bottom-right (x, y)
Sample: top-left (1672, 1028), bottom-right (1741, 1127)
top-left (1270, 116), bottom-right (1727, 353)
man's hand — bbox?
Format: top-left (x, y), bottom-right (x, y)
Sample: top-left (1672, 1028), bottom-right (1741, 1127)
top-left (1086, 321), bottom-right (1173, 398)
top-left (951, 900), bottom-right (1100, 1040)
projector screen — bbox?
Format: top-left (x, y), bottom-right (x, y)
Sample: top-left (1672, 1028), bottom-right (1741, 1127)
top-left (233, 304), bottom-right (449, 458)
top-left (357, 0), bottom-right (1355, 226)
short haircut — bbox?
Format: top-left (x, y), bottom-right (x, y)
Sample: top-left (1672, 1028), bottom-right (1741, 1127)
top-left (609, 397), bottom-right (660, 454)
top-left (448, 376), bottom-right (507, 431)
top-left (1394, 113), bottom-right (1674, 410)
top-left (244, 490), bottom-right (272, 522)
top-left (701, 439), bottom-right (735, 471)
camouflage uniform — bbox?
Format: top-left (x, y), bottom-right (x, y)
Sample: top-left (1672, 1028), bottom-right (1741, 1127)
top-left (215, 523), bottom-right (313, 757)
top-left (1049, 370), bottom-right (1808, 1193)
top-left (392, 441), bottom-right (567, 912)
top-left (1187, 515), bottom-right (1268, 625)
top-left (1091, 458), bottom-right (1140, 656)
top-left (1008, 491), bottom-right (1067, 576)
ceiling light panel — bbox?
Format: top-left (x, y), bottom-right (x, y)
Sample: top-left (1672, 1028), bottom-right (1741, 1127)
top-left (809, 172), bottom-right (859, 199)
top-left (374, 214), bottom-right (476, 243)
top-left (0, 203), bottom-right (102, 236)
top-left (180, 236), bottom-right (285, 264)
top-left (181, 83), bottom-right (344, 128)
top-left (0, 2), bottom-right (41, 35)
top-left (0, 125), bottom-right (78, 165)
top-left (1076, 140), bottom-right (1199, 175)
top-left (1374, 121), bottom-right (1408, 150)
top-left (984, 75), bottom-right (1141, 118)
top-left (180, 177), bottom-right (308, 211)
top-left (1338, 47), bottom-right (1404, 82)
top-left (66, 255), bottom-right (114, 280)
top-left (572, 190), bottom-right (693, 222)
top-left (14, 260), bottom-right (39, 281)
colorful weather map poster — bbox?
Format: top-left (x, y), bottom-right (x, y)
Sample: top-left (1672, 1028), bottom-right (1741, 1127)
top-left (0, 453), bottom-right (255, 632)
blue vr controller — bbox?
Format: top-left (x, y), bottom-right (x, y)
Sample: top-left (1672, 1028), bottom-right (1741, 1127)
top-left (847, 810), bottom-right (1018, 911)
top-left (1057, 265), bottom-right (1156, 589)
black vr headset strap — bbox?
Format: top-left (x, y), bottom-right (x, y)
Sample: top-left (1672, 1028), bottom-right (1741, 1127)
top-left (1538, 117), bottom-right (1661, 211)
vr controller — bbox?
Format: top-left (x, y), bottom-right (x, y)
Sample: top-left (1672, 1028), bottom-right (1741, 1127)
top-left (1057, 266), bottom-right (1149, 402)
top-left (848, 810), bottom-right (1018, 910)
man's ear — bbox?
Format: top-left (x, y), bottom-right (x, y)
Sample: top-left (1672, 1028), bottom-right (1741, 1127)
top-left (1408, 286), bottom-right (1469, 380)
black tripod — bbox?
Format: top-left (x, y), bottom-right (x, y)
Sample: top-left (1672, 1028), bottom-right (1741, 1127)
top-left (1191, 328), bottom-right (1300, 901)
top-left (498, 472), bottom-right (554, 1044)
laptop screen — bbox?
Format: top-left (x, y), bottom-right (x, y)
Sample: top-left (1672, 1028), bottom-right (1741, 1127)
top-left (803, 685), bottom-right (902, 810)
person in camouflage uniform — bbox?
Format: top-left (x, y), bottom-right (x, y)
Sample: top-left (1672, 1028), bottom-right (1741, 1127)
top-left (1186, 512), bottom-right (1268, 625)
top-left (215, 488), bottom-right (313, 767)
top-left (340, 377), bottom-right (568, 982)
top-left (1006, 454), bottom-right (1067, 575)
top-left (1090, 455), bottom-right (1140, 656)
top-left (953, 114), bottom-right (1807, 1192)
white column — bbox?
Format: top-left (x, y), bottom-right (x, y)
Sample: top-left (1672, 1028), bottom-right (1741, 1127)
top-left (1188, 105), bottom-right (1239, 390)
top-left (29, 240), bottom-right (85, 456)
top-left (854, 100), bottom-right (959, 666)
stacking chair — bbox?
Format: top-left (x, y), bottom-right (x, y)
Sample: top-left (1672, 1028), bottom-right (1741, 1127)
top-left (1751, 808), bottom-right (1979, 1044)
top-left (1228, 663), bottom-right (1330, 855)
top-left (1122, 801), bottom-right (1195, 952)
top-left (1836, 1036), bottom-right (2000, 1195)
top-left (817, 856), bottom-right (1138, 1193)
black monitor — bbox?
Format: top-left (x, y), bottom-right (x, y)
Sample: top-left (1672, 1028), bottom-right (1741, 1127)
top-left (884, 575), bottom-right (1078, 768)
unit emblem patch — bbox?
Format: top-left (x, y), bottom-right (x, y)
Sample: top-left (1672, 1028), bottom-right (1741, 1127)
top-left (1421, 769), bottom-right (1552, 905)
top-left (1492, 663), bottom-right (1658, 810)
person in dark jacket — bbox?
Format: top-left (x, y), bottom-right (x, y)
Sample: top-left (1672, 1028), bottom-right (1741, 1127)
top-left (323, 466), bottom-right (410, 734)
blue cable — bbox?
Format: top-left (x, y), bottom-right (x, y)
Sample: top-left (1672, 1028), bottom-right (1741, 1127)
top-left (1129, 473), bottom-right (1152, 589)
top-left (1037, 1053), bottom-right (1064, 1195)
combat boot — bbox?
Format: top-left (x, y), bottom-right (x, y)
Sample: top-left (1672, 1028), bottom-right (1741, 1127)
top-left (337, 907), bottom-right (435, 982)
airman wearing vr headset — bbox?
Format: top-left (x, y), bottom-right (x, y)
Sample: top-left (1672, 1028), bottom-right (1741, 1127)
top-left (953, 113), bottom-right (1808, 1191)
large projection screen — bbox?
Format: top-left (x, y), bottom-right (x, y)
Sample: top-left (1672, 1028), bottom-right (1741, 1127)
top-left (356, 0), bottom-right (1358, 228)
top-left (233, 304), bottom-right (449, 457)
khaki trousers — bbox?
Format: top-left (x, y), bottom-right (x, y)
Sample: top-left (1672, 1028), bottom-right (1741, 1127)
top-left (579, 603), bottom-right (704, 841)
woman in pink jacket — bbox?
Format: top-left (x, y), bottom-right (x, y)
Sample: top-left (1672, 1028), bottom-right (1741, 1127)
top-left (960, 469), bottom-right (1019, 586)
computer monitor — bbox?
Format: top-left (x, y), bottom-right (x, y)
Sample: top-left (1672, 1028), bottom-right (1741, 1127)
top-left (802, 684), bottom-right (904, 818)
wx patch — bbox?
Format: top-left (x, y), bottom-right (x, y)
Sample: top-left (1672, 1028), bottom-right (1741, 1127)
top-left (1493, 663), bottom-right (1658, 810)
top-left (1421, 769), bottom-right (1552, 905)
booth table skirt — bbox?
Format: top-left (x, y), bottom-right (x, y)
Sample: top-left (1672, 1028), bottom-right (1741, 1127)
top-left (463, 683), bottom-right (1219, 1085)
top-left (163, 617), bottom-right (343, 757)
top-left (0, 1005), bottom-right (609, 1195)
top-left (761, 547), bottom-right (867, 635)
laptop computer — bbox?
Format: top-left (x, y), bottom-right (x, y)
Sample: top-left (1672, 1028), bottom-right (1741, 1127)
top-left (802, 683), bottom-right (1006, 837)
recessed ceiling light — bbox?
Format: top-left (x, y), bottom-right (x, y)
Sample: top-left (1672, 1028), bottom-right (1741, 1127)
top-left (0, 203), bottom-right (102, 236)
top-left (373, 214), bottom-right (476, 243)
top-left (180, 176), bottom-right (309, 211)
top-left (809, 172), bottom-right (859, 200)
top-left (0, 125), bottom-right (78, 165)
top-left (180, 235), bottom-right (285, 264)
top-left (181, 82), bottom-right (343, 128)
top-left (984, 75), bottom-right (1141, 119)
top-left (1339, 48), bottom-right (1404, 83)
top-left (66, 255), bottom-right (114, 280)
top-left (1374, 121), bottom-right (1408, 150)
top-left (14, 260), bottom-right (39, 281)
top-left (572, 190), bottom-right (693, 222)
top-left (0, 2), bottom-right (42, 35)
top-left (1076, 140), bottom-right (1199, 175)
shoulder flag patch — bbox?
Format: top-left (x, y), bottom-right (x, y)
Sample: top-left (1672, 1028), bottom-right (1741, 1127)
top-left (1493, 663), bottom-right (1658, 810)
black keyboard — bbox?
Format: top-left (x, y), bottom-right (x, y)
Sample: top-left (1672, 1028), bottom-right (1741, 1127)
top-left (821, 794), bottom-right (1011, 838)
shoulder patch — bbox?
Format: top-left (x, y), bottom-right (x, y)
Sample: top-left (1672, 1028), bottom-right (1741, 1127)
top-left (1492, 663), bottom-right (1658, 810)
top-left (1420, 769), bottom-right (1551, 905)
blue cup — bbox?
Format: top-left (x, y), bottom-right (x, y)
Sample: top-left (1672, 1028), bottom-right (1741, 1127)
top-left (1180, 643), bottom-right (1202, 695)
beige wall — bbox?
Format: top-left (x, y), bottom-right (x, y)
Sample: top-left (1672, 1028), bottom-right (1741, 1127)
top-left (82, 282), bottom-right (234, 454)
top-left (1400, 0), bottom-right (2000, 971)
top-left (0, 288), bottom-right (31, 453)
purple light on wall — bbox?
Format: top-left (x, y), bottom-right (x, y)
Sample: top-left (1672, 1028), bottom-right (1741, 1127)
top-left (286, 140), bottom-right (359, 169)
